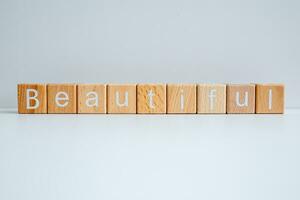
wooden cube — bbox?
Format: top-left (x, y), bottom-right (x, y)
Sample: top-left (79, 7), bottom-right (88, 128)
top-left (77, 84), bottom-right (106, 114)
top-left (198, 84), bottom-right (226, 114)
top-left (227, 84), bottom-right (255, 114)
top-left (167, 84), bottom-right (196, 114)
top-left (137, 84), bottom-right (166, 114)
top-left (18, 84), bottom-right (47, 114)
top-left (107, 84), bottom-right (136, 114)
top-left (256, 84), bottom-right (284, 114)
top-left (47, 84), bottom-right (77, 114)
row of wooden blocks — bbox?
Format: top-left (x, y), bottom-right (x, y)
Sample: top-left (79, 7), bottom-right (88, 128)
top-left (17, 83), bottom-right (284, 114)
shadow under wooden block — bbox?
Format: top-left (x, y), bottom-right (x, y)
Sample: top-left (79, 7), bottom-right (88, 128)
top-left (107, 84), bottom-right (136, 114)
top-left (167, 84), bottom-right (196, 114)
top-left (227, 84), bottom-right (255, 114)
top-left (197, 84), bottom-right (226, 114)
top-left (47, 84), bottom-right (77, 114)
top-left (256, 84), bottom-right (284, 114)
top-left (137, 84), bottom-right (166, 114)
top-left (18, 84), bottom-right (47, 114)
top-left (77, 84), bottom-right (106, 114)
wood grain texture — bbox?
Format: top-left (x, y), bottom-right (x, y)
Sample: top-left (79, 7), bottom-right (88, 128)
top-left (167, 84), bottom-right (196, 114)
top-left (18, 84), bottom-right (47, 114)
top-left (197, 84), bottom-right (226, 114)
top-left (137, 84), bottom-right (166, 114)
top-left (47, 84), bottom-right (77, 114)
top-left (227, 84), bottom-right (255, 114)
top-left (107, 84), bottom-right (136, 114)
top-left (256, 84), bottom-right (284, 114)
top-left (77, 84), bottom-right (106, 114)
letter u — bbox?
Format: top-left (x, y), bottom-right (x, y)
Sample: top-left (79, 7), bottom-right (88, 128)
top-left (115, 91), bottom-right (129, 107)
top-left (236, 91), bottom-right (248, 107)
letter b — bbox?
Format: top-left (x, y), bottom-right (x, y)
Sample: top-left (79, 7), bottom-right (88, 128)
top-left (26, 89), bottom-right (40, 109)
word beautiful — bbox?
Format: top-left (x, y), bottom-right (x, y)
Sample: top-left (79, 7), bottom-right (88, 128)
top-left (17, 83), bottom-right (284, 114)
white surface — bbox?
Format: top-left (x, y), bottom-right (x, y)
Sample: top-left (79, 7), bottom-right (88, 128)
top-left (1, 0), bottom-right (300, 108)
top-left (0, 109), bottom-right (300, 200)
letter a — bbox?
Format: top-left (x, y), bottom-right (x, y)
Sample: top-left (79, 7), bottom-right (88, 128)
top-left (86, 91), bottom-right (99, 107)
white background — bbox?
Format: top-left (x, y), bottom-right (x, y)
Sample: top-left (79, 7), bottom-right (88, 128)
top-left (1, 109), bottom-right (300, 200)
top-left (0, 0), bottom-right (300, 108)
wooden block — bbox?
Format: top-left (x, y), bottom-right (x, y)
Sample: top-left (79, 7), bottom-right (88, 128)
top-left (77, 84), bottom-right (106, 114)
top-left (18, 84), bottom-right (47, 114)
top-left (197, 84), bottom-right (226, 114)
top-left (167, 84), bottom-right (196, 114)
top-left (47, 84), bottom-right (77, 114)
top-left (137, 84), bottom-right (166, 114)
top-left (256, 84), bottom-right (284, 114)
top-left (227, 84), bottom-right (255, 114)
top-left (107, 84), bottom-right (136, 114)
